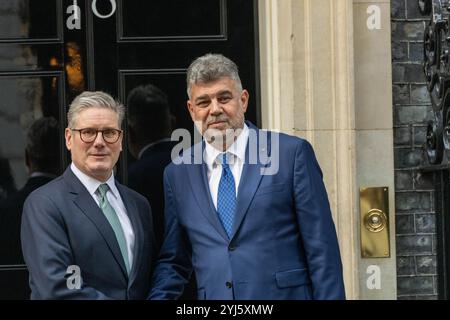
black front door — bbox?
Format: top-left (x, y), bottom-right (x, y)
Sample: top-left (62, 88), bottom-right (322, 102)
top-left (0, 0), bottom-right (260, 299)
top-left (88, 0), bottom-right (260, 180)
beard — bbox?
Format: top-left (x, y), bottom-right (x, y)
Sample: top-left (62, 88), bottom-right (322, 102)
top-left (193, 109), bottom-right (246, 150)
top-left (203, 126), bottom-right (244, 151)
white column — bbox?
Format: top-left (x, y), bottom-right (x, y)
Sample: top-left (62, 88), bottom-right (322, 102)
top-left (259, 0), bottom-right (396, 299)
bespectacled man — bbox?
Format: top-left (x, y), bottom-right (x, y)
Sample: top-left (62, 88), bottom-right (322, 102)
top-left (21, 91), bottom-right (156, 299)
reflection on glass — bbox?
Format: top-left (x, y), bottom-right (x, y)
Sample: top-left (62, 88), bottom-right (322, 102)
top-left (126, 83), bottom-right (196, 299)
top-left (0, 76), bottom-right (62, 266)
top-left (123, 73), bottom-right (191, 132)
top-left (0, 45), bottom-right (35, 70)
top-left (0, 76), bottom-right (60, 190)
top-left (65, 42), bottom-right (85, 93)
top-left (0, 77), bottom-right (44, 189)
top-left (0, 117), bottom-right (60, 266)
top-left (0, 44), bottom-right (63, 71)
top-left (0, 0), bottom-right (58, 39)
top-left (0, 155), bottom-right (16, 201)
top-left (122, 0), bottom-right (222, 38)
top-left (126, 83), bottom-right (175, 251)
top-left (0, 0), bottom-right (30, 39)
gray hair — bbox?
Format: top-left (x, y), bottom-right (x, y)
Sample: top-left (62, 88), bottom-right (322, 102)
top-left (186, 53), bottom-right (243, 98)
top-left (67, 91), bottom-right (125, 128)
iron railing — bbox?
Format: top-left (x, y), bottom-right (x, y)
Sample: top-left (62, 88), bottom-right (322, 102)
top-left (419, 0), bottom-right (450, 164)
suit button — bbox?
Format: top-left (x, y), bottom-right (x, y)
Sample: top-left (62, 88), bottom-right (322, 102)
top-left (228, 244), bottom-right (236, 251)
top-left (226, 281), bottom-right (233, 289)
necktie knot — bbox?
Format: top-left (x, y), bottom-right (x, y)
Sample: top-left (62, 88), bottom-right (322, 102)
top-left (97, 183), bottom-right (109, 198)
top-left (217, 153), bottom-right (233, 169)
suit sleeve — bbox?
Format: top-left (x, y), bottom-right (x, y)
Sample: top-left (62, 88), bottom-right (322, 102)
top-left (149, 168), bottom-right (192, 299)
top-left (21, 193), bottom-right (113, 300)
top-left (293, 140), bottom-right (346, 299)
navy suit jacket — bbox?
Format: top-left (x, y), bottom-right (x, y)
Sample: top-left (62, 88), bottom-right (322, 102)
top-left (150, 122), bottom-right (345, 300)
top-left (21, 167), bottom-right (155, 299)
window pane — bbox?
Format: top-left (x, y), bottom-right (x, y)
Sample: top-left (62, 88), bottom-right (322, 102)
top-left (0, 0), bottom-right (59, 40)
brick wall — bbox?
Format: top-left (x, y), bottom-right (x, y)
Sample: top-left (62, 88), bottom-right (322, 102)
top-left (391, 0), bottom-right (437, 299)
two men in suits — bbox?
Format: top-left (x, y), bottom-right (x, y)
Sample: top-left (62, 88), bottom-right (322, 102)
top-left (150, 53), bottom-right (345, 300)
top-left (21, 91), bottom-right (155, 299)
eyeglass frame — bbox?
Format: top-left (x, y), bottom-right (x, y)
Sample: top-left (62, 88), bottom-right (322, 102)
top-left (70, 128), bottom-right (123, 144)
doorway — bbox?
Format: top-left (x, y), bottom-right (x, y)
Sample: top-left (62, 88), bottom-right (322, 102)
top-left (0, 0), bottom-right (260, 299)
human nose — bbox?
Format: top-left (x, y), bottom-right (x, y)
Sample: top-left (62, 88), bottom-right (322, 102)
top-left (210, 98), bottom-right (223, 115)
top-left (93, 131), bottom-right (106, 147)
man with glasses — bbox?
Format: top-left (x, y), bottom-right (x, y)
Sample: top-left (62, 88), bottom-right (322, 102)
top-left (21, 91), bottom-right (156, 299)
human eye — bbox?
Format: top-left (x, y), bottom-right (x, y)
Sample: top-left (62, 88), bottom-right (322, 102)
top-left (196, 99), bottom-right (210, 108)
top-left (218, 95), bottom-right (232, 103)
top-left (103, 129), bottom-right (117, 138)
top-left (81, 128), bottom-right (97, 137)
top-left (217, 92), bottom-right (232, 103)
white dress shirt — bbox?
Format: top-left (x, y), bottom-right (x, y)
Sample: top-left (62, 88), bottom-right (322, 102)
top-left (204, 124), bottom-right (249, 210)
top-left (70, 163), bottom-right (135, 270)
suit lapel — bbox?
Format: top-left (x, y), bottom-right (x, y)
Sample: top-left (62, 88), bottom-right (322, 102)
top-left (230, 124), bottom-right (271, 240)
top-left (185, 125), bottom-right (272, 242)
top-left (116, 184), bottom-right (143, 287)
top-left (231, 165), bottom-right (264, 240)
top-left (64, 168), bottom-right (128, 279)
top-left (187, 143), bottom-right (229, 241)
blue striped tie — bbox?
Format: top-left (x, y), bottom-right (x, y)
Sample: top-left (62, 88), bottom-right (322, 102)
top-left (217, 153), bottom-right (236, 238)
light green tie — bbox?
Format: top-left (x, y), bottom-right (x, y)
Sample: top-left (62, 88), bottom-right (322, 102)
top-left (97, 183), bottom-right (130, 275)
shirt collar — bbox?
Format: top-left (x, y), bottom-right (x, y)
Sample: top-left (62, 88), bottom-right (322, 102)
top-left (70, 162), bottom-right (119, 199)
top-left (204, 123), bottom-right (249, 169)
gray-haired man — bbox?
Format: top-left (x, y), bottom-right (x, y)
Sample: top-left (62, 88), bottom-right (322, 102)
top-left (21, 91), bottom-right (156, 299)
top-left (150, 54), bottom-right (344, 300)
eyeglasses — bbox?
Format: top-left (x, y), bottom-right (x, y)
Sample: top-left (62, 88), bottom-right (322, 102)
top-left (71, 128), bottom-right (122, 144)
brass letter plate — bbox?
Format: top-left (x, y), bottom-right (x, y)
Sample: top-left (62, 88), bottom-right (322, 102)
top-left (360, 187), bottom-right (390, 258)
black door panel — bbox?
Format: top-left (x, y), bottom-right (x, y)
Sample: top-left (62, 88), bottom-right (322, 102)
top-left (0, 0), bottom-right (259, 299)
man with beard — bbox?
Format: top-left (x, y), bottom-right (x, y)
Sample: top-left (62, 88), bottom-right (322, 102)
top-left (150, 54), bottom-right (345, 300)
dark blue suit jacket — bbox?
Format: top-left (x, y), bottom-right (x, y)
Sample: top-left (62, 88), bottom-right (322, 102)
top-left (150, 122), bottom-right (345, 300)
top-left (21, 167), bottom-right (155, 299)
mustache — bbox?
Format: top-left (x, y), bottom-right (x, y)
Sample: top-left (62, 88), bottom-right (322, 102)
top-left (207, 117), bottom-right (228, 125)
